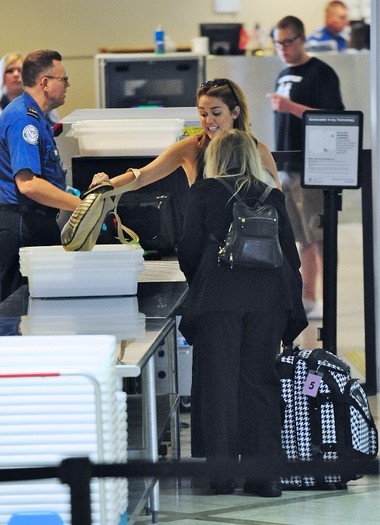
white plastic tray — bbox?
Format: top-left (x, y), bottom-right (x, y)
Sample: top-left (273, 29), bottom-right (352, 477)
top-left (19, 245), bottom-right (144, 298)
top-left (70, 118), bottom-right (184, 156)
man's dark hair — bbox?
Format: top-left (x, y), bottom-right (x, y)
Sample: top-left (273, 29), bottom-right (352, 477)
top-left (276, 16), bottom-right (305, 36)
top-left (22, 49), bottom-right (62, 87)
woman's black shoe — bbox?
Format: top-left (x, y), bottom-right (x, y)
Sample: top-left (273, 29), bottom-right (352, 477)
top-left (243, 480), bottom-right (282, 498)
top-left (210, 480), bottom-right (235, 495)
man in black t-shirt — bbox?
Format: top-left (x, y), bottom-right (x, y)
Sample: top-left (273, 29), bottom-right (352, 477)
top-left (267, 15), bottom-right (344, 320)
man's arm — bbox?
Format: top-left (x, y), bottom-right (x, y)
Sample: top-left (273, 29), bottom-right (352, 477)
top-left (267, 65), bottom-right (344, 119)
top-left (15, 169), bottom-right (80, 211)
top-left (266, 93), bottom-right (314, 119)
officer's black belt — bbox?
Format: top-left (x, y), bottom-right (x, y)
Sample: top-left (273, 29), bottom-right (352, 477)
top-left (0, 204), bottom-right (58, 218)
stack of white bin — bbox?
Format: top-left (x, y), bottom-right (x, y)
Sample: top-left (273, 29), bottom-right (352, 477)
top-left (0, 335), bottom-right (128, 525)
top-left (19, 244), bottom-right (145, 299)
top-left (20, 295), bottom-right (146, 342)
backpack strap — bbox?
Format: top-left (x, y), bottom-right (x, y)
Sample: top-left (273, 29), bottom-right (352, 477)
top-left (215, 177), bottom-right (241, 199)
top-left (208, 178), bottom-right (274, 246)
top-left (215, 177), bottom-right (273, 204)
top-left (258, 185), bottom-right (273, 203)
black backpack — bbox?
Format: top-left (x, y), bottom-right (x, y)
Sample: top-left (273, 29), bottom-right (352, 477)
top-left (212, 178), bottom-right (283, 269)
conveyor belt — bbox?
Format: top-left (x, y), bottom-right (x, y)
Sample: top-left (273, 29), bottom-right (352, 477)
top-left (138, 260), bottom-right (186, 283)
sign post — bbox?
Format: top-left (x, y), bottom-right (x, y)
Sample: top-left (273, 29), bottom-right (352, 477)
top-left (302, 111), bottom-right (363, 353)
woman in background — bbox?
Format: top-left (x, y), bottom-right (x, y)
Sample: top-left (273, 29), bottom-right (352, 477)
top-left (0, 53), bottom-right (23, 111)
top-left (177, 129), bottom-right (307, 497)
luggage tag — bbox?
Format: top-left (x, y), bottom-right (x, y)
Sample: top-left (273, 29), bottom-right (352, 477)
top-left (303, 370), bottom-right (324, 397)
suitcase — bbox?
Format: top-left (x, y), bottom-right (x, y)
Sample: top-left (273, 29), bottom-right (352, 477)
top-left (276, 347), bottom-right (378, 489)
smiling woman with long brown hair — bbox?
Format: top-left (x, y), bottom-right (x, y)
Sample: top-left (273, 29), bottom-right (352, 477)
top-left (89, 78), bottom-right (281, 191)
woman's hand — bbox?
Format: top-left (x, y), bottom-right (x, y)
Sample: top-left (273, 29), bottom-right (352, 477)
top-left (89, 172), bottom-right (111, 189)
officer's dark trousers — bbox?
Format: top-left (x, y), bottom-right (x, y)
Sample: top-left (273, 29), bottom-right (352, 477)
top-left (0, 209), bottom-right (60, 302)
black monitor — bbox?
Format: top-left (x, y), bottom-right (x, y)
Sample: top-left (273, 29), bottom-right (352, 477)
top-left (200, 23), bottom-right (244, 55)
top-left (349, 20), bottom-right (370, 50)
top-left (104, 57), bottom-right (200, 108)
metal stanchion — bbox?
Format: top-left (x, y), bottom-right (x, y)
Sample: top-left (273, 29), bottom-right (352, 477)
top-left (60, 457), bottom-right (92, 525)
top-left (318, 189), bottom-right (342, 354)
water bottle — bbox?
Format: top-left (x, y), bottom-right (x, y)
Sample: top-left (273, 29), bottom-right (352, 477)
top-left (154, 27), bottom-right (165, 54)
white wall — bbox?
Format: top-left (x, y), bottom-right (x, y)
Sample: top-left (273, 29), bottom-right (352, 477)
top-left (0, 0), bottom-right (331, 116)
top-left (206, 52), bottom-right (371, 150)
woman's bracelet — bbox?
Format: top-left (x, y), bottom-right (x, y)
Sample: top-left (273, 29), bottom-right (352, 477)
top-left (128, 168), bottom-right (141, 179)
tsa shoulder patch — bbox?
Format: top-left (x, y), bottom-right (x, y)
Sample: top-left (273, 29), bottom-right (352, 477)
top-left (26, 106), bottom-right (39, 119)
top-left (22, 124), bottom-right (39, 145)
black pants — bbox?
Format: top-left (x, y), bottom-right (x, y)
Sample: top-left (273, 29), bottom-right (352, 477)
top-left (0, 209), bottom-right (60, 302)
top-left (191, 310), bottom-right (288, 461)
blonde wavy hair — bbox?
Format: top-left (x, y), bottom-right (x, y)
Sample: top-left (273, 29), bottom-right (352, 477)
top-left (0, 53), bottom-right (23, 94)
top-left (204, 129), bottom-right (264, 193)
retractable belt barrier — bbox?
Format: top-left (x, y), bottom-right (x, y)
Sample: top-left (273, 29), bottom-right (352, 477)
top-left (0, 456), bottom-right (379, 525)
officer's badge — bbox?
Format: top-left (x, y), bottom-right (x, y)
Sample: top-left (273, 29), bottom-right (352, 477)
top-left (22, 125), bottom-right (39, 145)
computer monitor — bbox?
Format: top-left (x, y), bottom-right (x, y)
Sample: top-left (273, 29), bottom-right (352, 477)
top-left (103, 57), bottom-right (200, 108)
top-left (349, 20), bottom-right (370, 50)
top-left (200, 23), bottom-right (244, 55)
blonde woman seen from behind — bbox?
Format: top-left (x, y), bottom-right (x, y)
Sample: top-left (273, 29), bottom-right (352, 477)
top-left (203, 127), bottom-right (265, 191)
top-left (177, 130), bottom-right (307, 496)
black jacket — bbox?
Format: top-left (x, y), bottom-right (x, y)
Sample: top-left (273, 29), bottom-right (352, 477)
top-left (177, 177), bottom-right (308, 344)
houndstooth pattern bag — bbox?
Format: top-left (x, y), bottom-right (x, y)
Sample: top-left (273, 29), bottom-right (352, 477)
top-left (277, 348), bottom-right (378, 489)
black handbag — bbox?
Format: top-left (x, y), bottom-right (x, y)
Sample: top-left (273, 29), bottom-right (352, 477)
top-left (117, 191), bottom-right (176, 254)
top-left (215, 178), bottom-right (283, 269)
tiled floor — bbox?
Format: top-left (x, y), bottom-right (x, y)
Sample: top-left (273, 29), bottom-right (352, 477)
top-left (134, 400), bottom-right (379, 525)
top-left (136, 191), bottom-right (379, 524)
top-left (146, 474), bottom-right (380, 524)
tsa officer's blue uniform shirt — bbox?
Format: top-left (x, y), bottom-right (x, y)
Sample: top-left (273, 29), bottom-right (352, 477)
top-left (0, 92), bottom-right (66, 206)
top-left (306, 27), bottom-right (348, 52)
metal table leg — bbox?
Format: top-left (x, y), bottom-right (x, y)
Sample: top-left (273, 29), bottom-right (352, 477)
top-left (142, 355), bottom-right (159, 522)
top-left (167, 325), bottom-right (181, 460)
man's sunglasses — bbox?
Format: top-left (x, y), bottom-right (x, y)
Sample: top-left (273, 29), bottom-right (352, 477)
top-left (199, 79), bottom-right (239, 107)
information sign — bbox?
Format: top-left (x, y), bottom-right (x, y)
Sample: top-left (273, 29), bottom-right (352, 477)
top-left (302, 111), bottom-right (363, 189)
